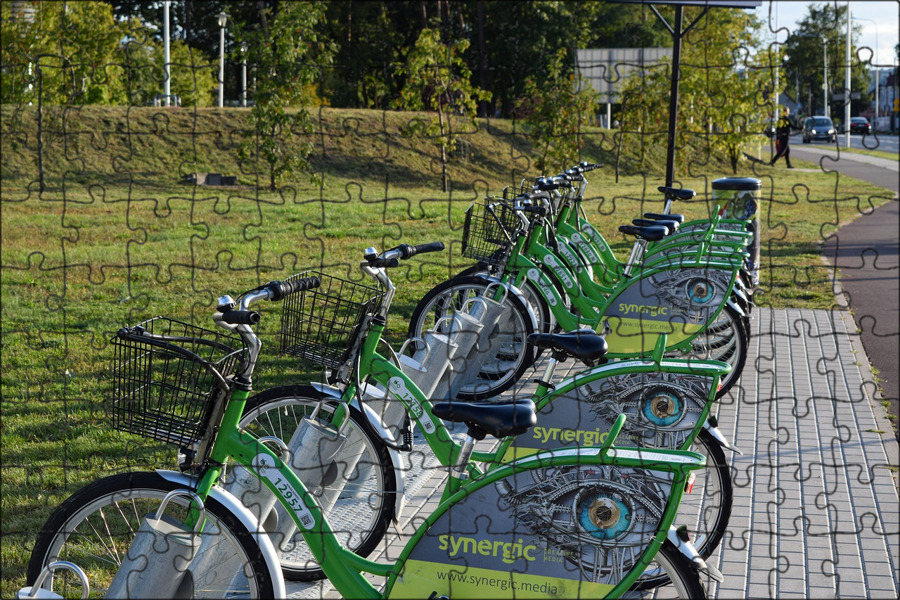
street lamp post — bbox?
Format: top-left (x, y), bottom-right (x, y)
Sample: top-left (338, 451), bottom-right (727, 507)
top-left (240, 42), bottom-right (248, 108)
top-left (163, 0), bottom-right (171, 106)
top-left (218, 12), bottom-right (227, 108)
top-left (852, 15), bottom-right (879, 126)
top-left (844, 1), bottom-right (851, 148)
top-left (823, 40), bottom-right (829, 117)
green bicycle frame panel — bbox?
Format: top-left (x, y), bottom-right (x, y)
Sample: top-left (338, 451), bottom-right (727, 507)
top-left (385, 444), bottom-right (705, 599)
top-left (502, 223), bottom-right (741, 355)
top-left (492, 357), bottom-right (728, 463)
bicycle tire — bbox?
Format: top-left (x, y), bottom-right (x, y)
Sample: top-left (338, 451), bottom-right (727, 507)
top-left (681, 303), bottom-right (749, 398)
top-left (455, 264), bottom-right (557, 336)
top-left (626, 540), bottom-right (708, 599)
top-left (631, 429), bottom-right (732, 590)
top-left (408, 275), bottom-right (536, 400)
top-left (27, 471), bottom-right (275, 599)
top-left (240, 385), bottom-right (397, 581)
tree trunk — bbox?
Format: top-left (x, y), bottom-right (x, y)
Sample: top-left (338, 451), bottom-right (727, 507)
top-left (439, 107), bottom-right (448, 192)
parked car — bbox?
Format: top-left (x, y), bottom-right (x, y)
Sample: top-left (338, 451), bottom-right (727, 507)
top-left (802, 116), bottom-right (836, 143)
top-left (848, 116), bottom-right (872, 135)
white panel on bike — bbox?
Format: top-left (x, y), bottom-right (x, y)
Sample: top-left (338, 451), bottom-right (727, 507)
top-left (105, 512), bottom-right (200, 599)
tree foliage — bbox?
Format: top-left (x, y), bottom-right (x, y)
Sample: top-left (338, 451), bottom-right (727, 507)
top-left (618, 8), bottom-right (776, 175)
top-left (1, 1), bottom-right (215, 106)
top-left (393, 28), bottom-right (491, 192)
top-left (782, 3), bottom-right (870, 118)
top-left (518, 48), bottom-right (598, 174)
top-left (236, 1), bottom-right (335, 191)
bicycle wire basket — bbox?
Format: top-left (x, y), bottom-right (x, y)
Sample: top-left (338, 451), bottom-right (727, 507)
top-left (461, 201), bottom-right (519, 267)
top-left (110, 316), bottom-right (246, 447)
top-left (279, 271), bottom-right (385, 370)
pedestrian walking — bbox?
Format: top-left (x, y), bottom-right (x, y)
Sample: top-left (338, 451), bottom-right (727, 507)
top-left (770, 107), bottom-right (799, 168)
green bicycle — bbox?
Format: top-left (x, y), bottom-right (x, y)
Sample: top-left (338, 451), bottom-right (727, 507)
top-left (25, 243), bottom-right (721, 599)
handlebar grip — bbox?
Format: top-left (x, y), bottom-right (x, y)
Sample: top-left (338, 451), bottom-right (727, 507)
top-left (220, 310), bottom-right (261, 325)
top-left (364, 257), bottom-right (401, 268)
top-left (579, 161), bottom-right (601, 172)
top-left (521, 205), bottom-right (547, 217)
top-left (265, 276), bottom-right (320, 301)
top-left (398, 242), bottom-right (445, 259)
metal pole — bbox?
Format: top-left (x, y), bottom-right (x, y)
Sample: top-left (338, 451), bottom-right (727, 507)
top-left (218, 13), bottom-right (226, 108)
top-left (824, 40), bottom-right (828, 117)
top-left (242, 53), bottom-right (247, 107)
top-left (163, 0), bottom-right (171, 106)
top-left (665, 5), bottom-right (684, 188)
top-left (844, 1), bottom-right (851, 147)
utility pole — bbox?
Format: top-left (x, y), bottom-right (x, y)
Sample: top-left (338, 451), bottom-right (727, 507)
top-left (844, 1), bottom-right (851, 147)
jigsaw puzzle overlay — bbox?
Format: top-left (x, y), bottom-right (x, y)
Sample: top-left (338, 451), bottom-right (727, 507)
top-left (2, 1), bottom-right (898, 598)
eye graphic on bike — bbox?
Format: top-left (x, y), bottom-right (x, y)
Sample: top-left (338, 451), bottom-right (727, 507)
top-left (686, 278), bottom-right (715, 303)
top-left (576, 489), bottom-right (633, 541)
top-left (640, 388), bottom-right (685, 427)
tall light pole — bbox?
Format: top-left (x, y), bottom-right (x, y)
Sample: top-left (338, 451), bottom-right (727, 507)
top-left (163, 0), bottom-right (171, 106)
top-left (218, 12), bottom-right (227, 108)
top-left (844, 1), bottom-right (851, 148)
top-left (240, 42), bottom-right (248, 107)
top-left (823, 39), bottom-right (829, 117)
top-left (852, 16), bottom-right (879, 125)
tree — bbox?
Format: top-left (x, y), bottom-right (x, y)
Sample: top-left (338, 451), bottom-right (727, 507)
top-left (236, 1), bottom-right (335, 191)
top-left (782, 3), bottom-right (869, 118)
top-left (2, 1), bottom-right (126, 105)
top-left (617, 8), bottom-right (776, 175)
top-left (517, 48), bottom-right (599, 174)
top-left (393, 28), bottom-right (491, 192)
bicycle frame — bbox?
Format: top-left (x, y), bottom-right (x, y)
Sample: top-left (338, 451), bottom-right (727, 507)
top-left (181, 341), bottom-right (710, 599)
top-left (489, 220), bottom-right (743, 355)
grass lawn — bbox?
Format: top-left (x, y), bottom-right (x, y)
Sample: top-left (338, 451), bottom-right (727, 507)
top-left (1, 105), bottom-right (895, 595)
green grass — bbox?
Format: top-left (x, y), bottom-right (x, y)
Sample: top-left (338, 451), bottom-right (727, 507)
top-left (1, 104), bottom-right (895, 595)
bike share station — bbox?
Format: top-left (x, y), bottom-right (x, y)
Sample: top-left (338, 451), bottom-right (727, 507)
top-left (23, 2), bottom-right (849, 600)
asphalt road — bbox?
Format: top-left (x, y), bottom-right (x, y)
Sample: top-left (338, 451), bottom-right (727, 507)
top-left (789, 144), bottom-right (900, 431)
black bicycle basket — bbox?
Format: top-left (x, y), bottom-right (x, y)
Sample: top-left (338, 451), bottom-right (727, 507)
top-left (110, 316), bottom-right (246, 447)
top-left (461, 201), bottom-right (518, 267)
top-left (279, 271), bottom-right (385, 370)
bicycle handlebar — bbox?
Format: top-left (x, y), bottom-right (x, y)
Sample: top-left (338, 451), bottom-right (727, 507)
top-left (363, 242), bottom-right (445, 268)
top-left (219, 310), bottom-right (261, 325)
top-left (262, 276), bottom-right (321, 302)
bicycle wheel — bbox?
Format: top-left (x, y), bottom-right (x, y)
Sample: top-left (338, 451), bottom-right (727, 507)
top-left (623, 541), bottom-right (707, 599)
top-left (27, 471), bottom-right (275, 599)
top-left (455, 264), bottom-right (556, 337)
top-left (631, 429), bottom-right (732, 590)
top-left (681, 303), bottom-right (749, 398)
top-left (239, 385), bottom-right (397, 581)
top-left (408, 275), bottom-right (536, 400)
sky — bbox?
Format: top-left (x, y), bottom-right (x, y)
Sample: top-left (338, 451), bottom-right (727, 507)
top-left (753, 1), bottom-right (900, 66)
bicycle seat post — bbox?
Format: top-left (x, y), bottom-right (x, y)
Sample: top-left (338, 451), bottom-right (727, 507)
top-left (450, 431), bottom-right (480, 482)
top-left (623, 238), bottom-right (649, 277)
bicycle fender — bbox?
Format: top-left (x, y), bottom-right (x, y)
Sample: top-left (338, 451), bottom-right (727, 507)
top-left (470, 273), bottom-right (540, 332)
top-left (702, 421), bottom-right (743, 455)
top-left (730, 284), bottom-right (748, 305)
top-left (726, 297), bottom-right (746, 318)
top-left (309, 382), bottom-right (407, 522)
top-left (155, 469), bottom-right (288, 598)
top-left (352, 398), bottom-right (407, 520)
top-left (666, 526), bottom-right (724, 582)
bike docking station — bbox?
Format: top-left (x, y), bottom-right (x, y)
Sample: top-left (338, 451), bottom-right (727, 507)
top-left (364, 285), bottom-right (513, 437)
top-left (223, 415), bottom-right (363, 555)
top-left (18, 561), bottom-right (89, 600)
top-left (104, 490), bottom-right (205, 599)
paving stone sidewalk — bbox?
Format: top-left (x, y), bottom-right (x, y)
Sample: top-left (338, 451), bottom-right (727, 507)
top-left (287, 307), bottom-right (900, 599)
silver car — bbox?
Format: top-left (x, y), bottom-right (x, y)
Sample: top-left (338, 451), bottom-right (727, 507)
top-left (802, 116), bottom-right (836, 143)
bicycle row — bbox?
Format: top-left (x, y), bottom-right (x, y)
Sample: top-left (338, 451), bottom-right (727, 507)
top-left (21, 165), bottom-right (758, 599)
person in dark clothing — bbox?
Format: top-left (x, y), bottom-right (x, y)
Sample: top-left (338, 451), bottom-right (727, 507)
top-left (770, 107), bottom-right (798, 168)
